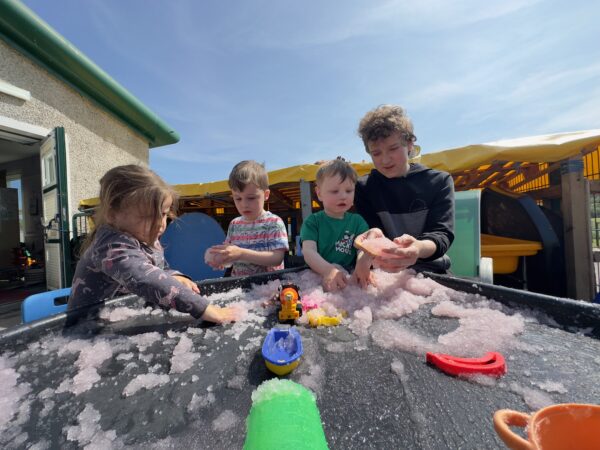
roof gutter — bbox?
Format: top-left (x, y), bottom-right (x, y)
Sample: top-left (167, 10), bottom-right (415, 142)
top-left (0, 0), bottom-right (180, 148)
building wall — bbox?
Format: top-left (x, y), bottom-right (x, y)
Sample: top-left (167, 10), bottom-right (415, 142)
top-left (0, 39), bottom-right (149, 220)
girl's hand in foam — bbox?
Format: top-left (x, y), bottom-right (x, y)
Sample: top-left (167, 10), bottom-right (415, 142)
top-left (200, 304), bottom-right (245, 324)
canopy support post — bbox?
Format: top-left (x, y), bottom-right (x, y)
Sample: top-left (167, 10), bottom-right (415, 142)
top-left (561, 157), bottom-right (595, 300)
top-left (299, 179), bottom-right (313, 220)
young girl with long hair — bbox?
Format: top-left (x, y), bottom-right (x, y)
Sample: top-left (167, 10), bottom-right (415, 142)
top-left (68, 165), bottom-right (241, 323)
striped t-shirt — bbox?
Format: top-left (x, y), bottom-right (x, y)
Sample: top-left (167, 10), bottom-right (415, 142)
top-left (225, 211), bottom-right (289, 276)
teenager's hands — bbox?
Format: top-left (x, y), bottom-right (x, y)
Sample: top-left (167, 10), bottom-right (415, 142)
top-left (323, 266), bottom-right (348, 292)
top-left (200, 304), bottom-right (245, 324)
top-left (172, 275), bottom-right (200, 293)
top-left (374, 234), bottom-right (421, 272)
top-left (354, 227), bottom-right (385, 248)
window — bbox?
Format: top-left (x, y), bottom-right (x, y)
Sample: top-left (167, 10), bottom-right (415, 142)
top-left (42, 152), bottom-right (56, 188)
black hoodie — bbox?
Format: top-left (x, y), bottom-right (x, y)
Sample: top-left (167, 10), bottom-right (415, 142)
top-left (355, 163), bottom-right (455, 264)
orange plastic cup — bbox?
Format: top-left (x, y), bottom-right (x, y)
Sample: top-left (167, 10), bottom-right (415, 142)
top-left (494, 403), bottom-right (600, 450)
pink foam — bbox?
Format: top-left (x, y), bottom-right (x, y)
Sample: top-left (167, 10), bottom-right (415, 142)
top-left (356, 236), bottom-right (399, 257)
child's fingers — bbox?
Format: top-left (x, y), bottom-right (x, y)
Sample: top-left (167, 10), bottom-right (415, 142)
top-left (361, 275), bottom-right (372, 288)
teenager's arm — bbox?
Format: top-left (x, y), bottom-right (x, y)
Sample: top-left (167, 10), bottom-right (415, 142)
top-left (418, 173), bottom-right (455, 260)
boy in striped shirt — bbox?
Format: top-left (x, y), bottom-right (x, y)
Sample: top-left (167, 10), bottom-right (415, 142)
top-left (206, 160), bottom-right (289, 277)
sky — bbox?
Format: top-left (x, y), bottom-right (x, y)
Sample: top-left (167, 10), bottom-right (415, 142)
top-left (23, 0), bottom-right (600, 185)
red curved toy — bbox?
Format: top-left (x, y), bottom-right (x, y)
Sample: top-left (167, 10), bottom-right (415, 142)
top-left (426, 351), bottom-right (506, 377)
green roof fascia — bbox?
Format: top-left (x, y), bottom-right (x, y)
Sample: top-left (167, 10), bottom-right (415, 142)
top-left (0, 0), bottom-right (180, 148)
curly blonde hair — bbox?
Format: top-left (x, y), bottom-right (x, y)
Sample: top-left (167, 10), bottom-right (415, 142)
top-left (357, 105), bottom-right (416, 153)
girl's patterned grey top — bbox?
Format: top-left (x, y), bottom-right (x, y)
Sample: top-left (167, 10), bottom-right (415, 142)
top-left (68, 225), bottom-right (209, 318)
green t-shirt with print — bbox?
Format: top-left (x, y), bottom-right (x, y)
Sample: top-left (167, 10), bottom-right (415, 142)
top-left (300, 211), bottom-right (369, 268)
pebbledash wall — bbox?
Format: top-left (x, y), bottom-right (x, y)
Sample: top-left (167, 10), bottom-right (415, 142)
top-left (0, 39), bottom-right (150, 217)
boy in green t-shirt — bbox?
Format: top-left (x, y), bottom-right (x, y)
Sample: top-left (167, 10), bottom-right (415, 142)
top-left (300, 158), bottom-right (373, 292)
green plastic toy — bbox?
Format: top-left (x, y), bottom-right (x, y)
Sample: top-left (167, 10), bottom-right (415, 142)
top-left (243, 379), bottom-right (329, 450)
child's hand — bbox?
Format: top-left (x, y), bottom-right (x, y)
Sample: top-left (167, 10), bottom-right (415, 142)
top-left (209, 244), bottom-right (245, 266)
top-left (200, 304), bottom-right (245, 324)
top-left (172, 275), bottom-right (200, 293)
top-left (351, 264), bottom-right (375, 289)
top-left (323, 267), bottom-right (347, 292)
top-left (205, 246), bottom-right (225, 269)
top-left (374, 234), bottom-right (420, 272)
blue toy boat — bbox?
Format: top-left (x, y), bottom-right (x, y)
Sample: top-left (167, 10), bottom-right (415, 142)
top-left (262, 327), bottom-right (303, 376)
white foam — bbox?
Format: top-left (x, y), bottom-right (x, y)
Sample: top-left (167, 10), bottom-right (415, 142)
top-left (391, 359), bottom-right (409, 383)
top-left (187, 392), bottom-right (215, 412)
top-left (371, 320), bottom-right (438, 354)
top-left (226, 375), bottom-right (245, 390)
top-left (532, 380), bottom-right (568, 394)
top-left (64, 403), bottom-right (120, 449)
top-left (223, 305), bottom-right (264, 341)
top-left (0, 357), bottom-right (32, 443)
top-left (170, 336), bottom-right (200, 374)
top-left (123, 374), bottom-right (170, 397)
top-left (129, 332), bottom-right (162, 351)
top-left (211, 410), bottom-right (239, 431)
top-left (508, 382), bottom-right (554, 410)
top-left (99, 306), bottom-right (151, 322)
top-left (432, 300), bottom-right (525, 356)
top-left (349, 306), bottom-right (372, 336)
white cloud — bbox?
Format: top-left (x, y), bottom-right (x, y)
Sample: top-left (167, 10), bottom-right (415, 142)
top-left (504, 63), bottom-right (600, 102)
top-left (536, 88), bottom-right (600, 133)
top-left (405, 81), bottom-right (466, 108)
top-left (233, 0), bottom-right (542, 49)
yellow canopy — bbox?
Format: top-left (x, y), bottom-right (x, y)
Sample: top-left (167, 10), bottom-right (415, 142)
top-left (79, 129), bottom-right (600, 209)
top-left (175, 162), bottom-right (376, 197)
top-left (420, 129), bottom-right (600, 173)
top-left (79, 162), bottom-right (378, 209)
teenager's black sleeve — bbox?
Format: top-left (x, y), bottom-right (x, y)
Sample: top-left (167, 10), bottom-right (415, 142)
top-left (419, 172), bottom-right (455, 261)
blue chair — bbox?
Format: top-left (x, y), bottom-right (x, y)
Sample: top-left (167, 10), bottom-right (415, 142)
top-left (160, 212), bottom-right (227, 281)
top-left (21, 287), bottom-right (71, 323)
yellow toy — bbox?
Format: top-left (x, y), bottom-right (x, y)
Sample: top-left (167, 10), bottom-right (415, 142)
top-left (277, 284), bottom-right (303, 323)
top-left (306, 308), bottom-right (342, 327)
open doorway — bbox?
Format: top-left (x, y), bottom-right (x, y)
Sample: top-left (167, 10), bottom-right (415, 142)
top-left (0, 136), bottom-right (46, 306)
top-left (0, 118), bottom-right (73, 327)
